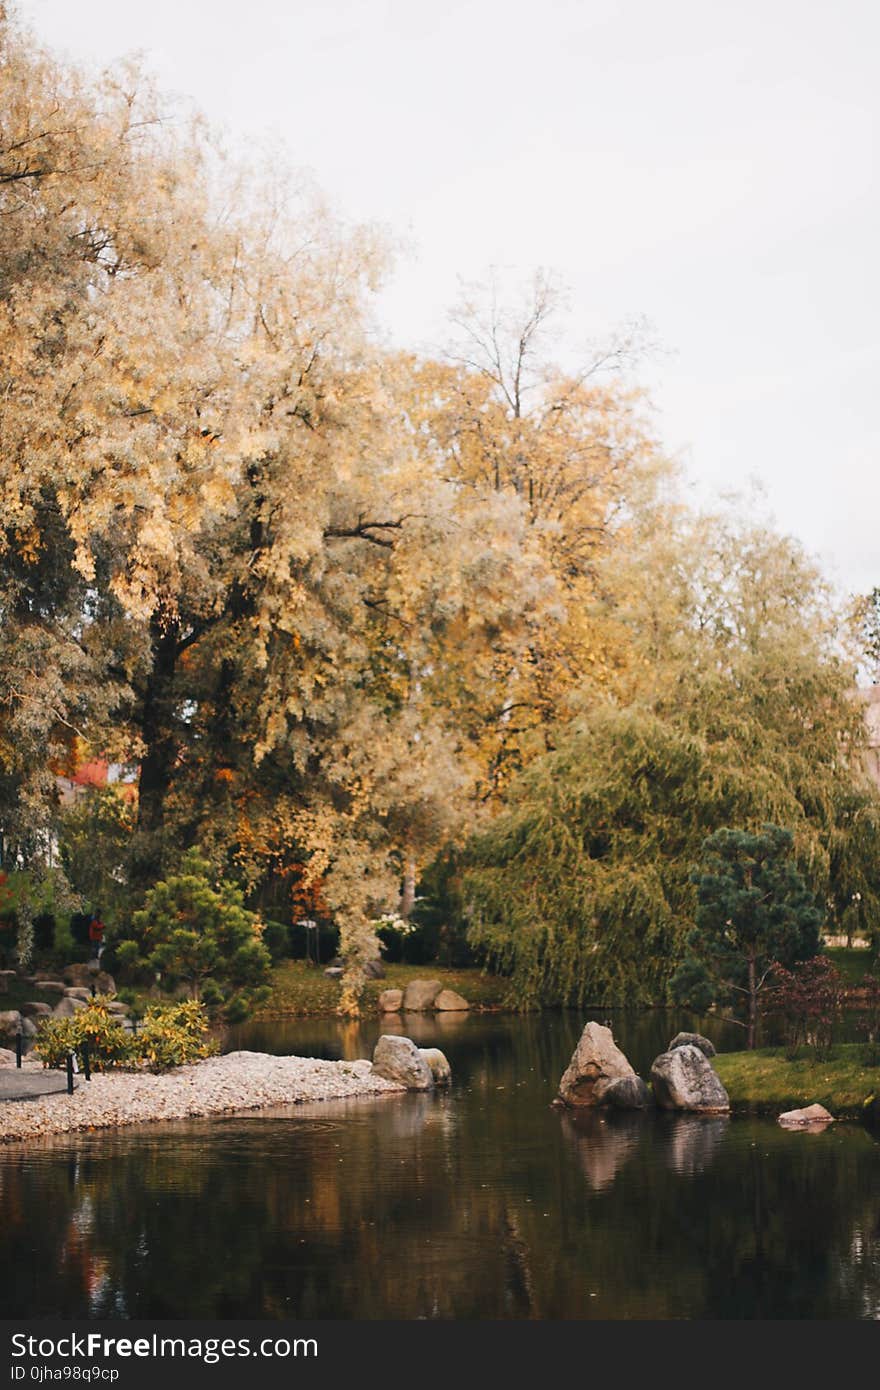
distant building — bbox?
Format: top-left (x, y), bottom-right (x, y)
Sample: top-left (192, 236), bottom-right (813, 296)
top-left (56, 760), bottom-right (137, 808)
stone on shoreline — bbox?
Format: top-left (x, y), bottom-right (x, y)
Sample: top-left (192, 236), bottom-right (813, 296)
top-left (372, 1034), bottom-right (434, 1089)
top-left (434, 989), bottom-right (469, 1012)
top-left (401, 979), bottom-right (443, 1012)
top-left (378, 988), bottom-right (403, 1012)
top-left (418, 1048), bottom-right (452, 1086)
top-left (778, 1103), bottom-right (835, 1128)
top-left (667, 1031), bottom-right (716, 1058)
top-left (651, 1045), bottom-right (730, 1113)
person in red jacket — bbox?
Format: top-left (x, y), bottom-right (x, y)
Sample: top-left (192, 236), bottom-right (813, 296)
top-left (88, 909), bottom-right (105, 963)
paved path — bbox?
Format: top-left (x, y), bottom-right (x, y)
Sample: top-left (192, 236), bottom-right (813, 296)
top-left (0, 1070), bottom-right (78, 1102)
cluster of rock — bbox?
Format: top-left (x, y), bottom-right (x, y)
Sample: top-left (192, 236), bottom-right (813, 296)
top-left (0, 964), bottom-right (130, 1049)
top-left (370, 1034), bottom-right (452, 1089)
top-left (555, 1022), bottom-right (729, 1114)
top-left (378, 979), bottom-right (469, 1013)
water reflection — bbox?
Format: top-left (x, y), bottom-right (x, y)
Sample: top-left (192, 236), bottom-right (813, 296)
top-left (1, 1010), bottom-right (878, 1319)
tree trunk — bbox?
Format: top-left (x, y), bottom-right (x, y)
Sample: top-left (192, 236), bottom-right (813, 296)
top-left (129, 616), bottom-right (182, 896)
top-left (747, 954), bottom-right (757, 1050)
top-left (399, 855), bottom-right (417, 920)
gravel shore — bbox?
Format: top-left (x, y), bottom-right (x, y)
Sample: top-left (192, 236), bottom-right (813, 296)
top-left (0, 1050), bottom-right (406, 1144)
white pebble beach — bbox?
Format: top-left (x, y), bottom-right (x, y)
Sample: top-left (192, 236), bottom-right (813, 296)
top-left (0, 1050), bottom-right (406, 1145)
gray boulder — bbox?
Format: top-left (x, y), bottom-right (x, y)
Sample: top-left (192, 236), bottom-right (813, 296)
top-left (372, 1034), bottom-right (434, 1090)
top-left (20, 1016), bottom-right (36, 1039)
top-left (557, 1021), bottom-right (644, 1108)
top-left (363, 959), bottom-right (385, 980)
top-left (418, 1047), bottom-right (452, 1086)
top-left (603, 1075), bottom-right (652, 1109)
top-left (378, 988), bottom-right (403, 1013)
top-left (64, 987), bottom-right (93, 1002)
top-left (668, 1031), bottom-right (716, 1058)
top-left (0, 1047), bottom-right (16, 1066)
top-left (52, 996), bottom-right (86, 1018)
top-left (401, 979), bottom-right (443, 1012)
top-left (434, 988), bottom-right (469, 1011)
top-left (19, 1002), bottom-right (52, 1019)
top-left (0, 1010), bottom-right (22, 1039)
top-left (651, 1044), bottom-right (730, 1113)
top-left (35, 981), bottom-right (66, 995)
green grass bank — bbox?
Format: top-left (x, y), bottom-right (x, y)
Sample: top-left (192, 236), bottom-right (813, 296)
top-left (257, 960), bottom-right (510, 1017)
top-left (714, 1043), bottom-right (880, 1120)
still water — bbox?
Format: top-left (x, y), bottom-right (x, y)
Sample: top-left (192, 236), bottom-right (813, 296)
top-left (2, 1010), bottom-right (879, 1319)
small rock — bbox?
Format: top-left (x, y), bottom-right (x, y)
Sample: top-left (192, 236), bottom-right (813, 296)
top-left (668, 1031), bottom-right (716, 1058)
top-left (434, 988), bottom-right (469, 1012)
top-left (0, 1010), bottom-right (23, 1039)
top-left (378, 988), bottom-right (403, 1013)
top-left (401, 979), bottom-right (442, 1012)
top-left (650, 1045), bottom-right (730, 1113)
top-left (0, 1047), bottom-right (16, 1066)
top-left (372, 1034), bottom-right (434, 1089)
top-left (418, 1047), bottom-right (452, 1086)
top-left (363, 959), bottom-right (385, 980)
top-left (557, 1021), bottom-right (644, 1108)
top-left (323, 966), bottom-right (343, 978)
top-left (34, 981), bottom-right (66, 995)
top-left (19, 1002), bottom-right (52, 1018)
top-left (64, 987), bottom-right (93, 1002)
top-left (20, 1016), bottom-right (36, 1039)
top-left (778, 1103), bottom-right (835, 1128)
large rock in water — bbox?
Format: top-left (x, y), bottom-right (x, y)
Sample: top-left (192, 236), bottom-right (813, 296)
top-left (401, 979), bottom-right (442, 1012)
top-left (372, 1034), bottom-right (435, 1090)
top-left (667, 1031), bottom-right (716, 1058)
top-left (651, 1044), bottom-right (730, 1113)
top-left (434, 989), bottom-right (469, 1011)
top-left (418, 1048), bottom-right (452, 1086)
top-left (557, 1022), bottom-right (645, 1108)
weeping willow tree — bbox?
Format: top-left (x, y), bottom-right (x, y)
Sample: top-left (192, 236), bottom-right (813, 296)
top-left (464, 509), bottom-right (880, 1008)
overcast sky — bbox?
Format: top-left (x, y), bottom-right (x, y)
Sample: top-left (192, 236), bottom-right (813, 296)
top-left (19, 0), bottom-right (880, 599)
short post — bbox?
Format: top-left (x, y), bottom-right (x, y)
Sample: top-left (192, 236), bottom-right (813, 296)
top-left (66, 1052), bottom-right (74, 1095)
top-left (15, 1032), bottom-right (22, 1069)
top-left (81, 1043), bottom-right (91, 1081)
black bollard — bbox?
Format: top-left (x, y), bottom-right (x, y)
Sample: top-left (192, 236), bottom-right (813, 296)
top-left (66, 1052), bottom-right (74, 1095)
top-left (15, 1032), bottom-right (22, 1068)
top-left (81, 1043), bottom-right (91, 1081)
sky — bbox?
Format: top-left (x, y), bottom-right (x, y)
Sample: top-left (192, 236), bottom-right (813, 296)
top-left (18, 0), bottom-right (880, 598)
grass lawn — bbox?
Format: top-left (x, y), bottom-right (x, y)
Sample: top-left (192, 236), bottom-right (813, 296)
top-left (825, 946), bottom-right (876, 987)
top-left (714, 1043), bottom-right (880, 1119)
top-left (258, 960), bottom-right (510, 1017)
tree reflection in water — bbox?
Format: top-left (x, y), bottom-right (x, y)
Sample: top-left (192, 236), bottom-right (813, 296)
top-left (1, 1011), bottom-right (878, 1318)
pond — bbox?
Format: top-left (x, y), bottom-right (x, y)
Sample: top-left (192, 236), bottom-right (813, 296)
top-left (2, 1010), bottom-right (879, 1319)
